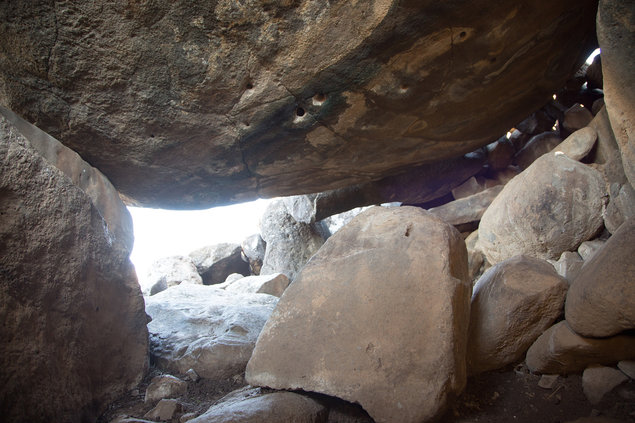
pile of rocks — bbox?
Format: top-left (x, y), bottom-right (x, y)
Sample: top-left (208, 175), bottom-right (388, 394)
top-left (113, 45), bottom-right (635, 422)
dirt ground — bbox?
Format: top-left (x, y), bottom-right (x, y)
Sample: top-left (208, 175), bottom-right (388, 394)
top-left (99, 363), bottom-right (635, 423)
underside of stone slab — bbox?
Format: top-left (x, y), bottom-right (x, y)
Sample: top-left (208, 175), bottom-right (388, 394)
top-left (0, 0), bottom-right (597, 208)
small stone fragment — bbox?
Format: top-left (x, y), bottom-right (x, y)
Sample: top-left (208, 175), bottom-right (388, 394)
top-left (144, 399), bottom-right (182, 421)
top-left (538, 374), bottom-right (560, 389)
top-left (577, 239), bottom-right (605, 261)
top-left (186, 369), bottom-right (200, 383)
top-left (145, 375), bottom-right (187, 404)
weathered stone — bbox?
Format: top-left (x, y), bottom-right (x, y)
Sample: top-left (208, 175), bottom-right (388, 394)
top-left (604, 183), bottom-right (635, 234)
top-left (617, 361), bottom-right (635, 379)
top-left (189, 387), bottom-right (327, 423)
top-left (282, 194), bottom-right (316, 224)
top-left (241, 234), bottom-right (266, 276)
top-left (144, 256), bottom-right (203, 296)
top-left (577, 239), bottom-right (605, 261)
top-left (582, 366), bottom-right (629, 405)
top-left (259, 199), bottom-right (325, 281)
top-left (588, 107), bottom-right (628, 186)
top-left (146, 284), bottom-right (277, 379)
top-left (312, 154), bottom-right (486, 221)
top-left (565, 217), bottom-right (635, 338)
top-left (478, 153), bottom-right (605, 264)
top-left (467, 256), bottom-right (568, 375)
top-left (0, 106), bottom-right (133, 252)
top-left (465, 230), bottom-right (488, 282)
top-left (538, 374), bottom-right (560, 389)
top-left (0, 0), bottom-right (598, 208)
top-left (486, 138), bottom-right (515, 171)
top-left (429, 185), bottom-right (503, 226)
top-left (189, 243), bottom-right (250, 285)
top-left (516, 110), bottom-right (557, 136)
top-left (247, 206), bottom-right (471, 423)
top-left (597, 0), bottom-right (635, 187)
top-left (525, 321), bottom-right (635, 375)
top-left (144, 399), bottom-right (182, 421)
top-left (0, 112), bottom-right (148, 422)
top-left (562, 103), bottom-right (594, 134)
top-left (549, 251), bottom-right (584, 284)
top-left (223, 273), bottom-right (290, 298)
top-left (554, 127), bottom-right (598, 161)
top-left (185, 369), bottom-right (200, 383)
top-left (145, 375), bottom-right (187, 404)
top-left (452, 176), bottom-right (486, 200)
top-left (320, 206), bottom-right (371, 236)
top-left (513, 131), bottom-right (562, 170)
top-left (592, 98), bottom-right (606, 116)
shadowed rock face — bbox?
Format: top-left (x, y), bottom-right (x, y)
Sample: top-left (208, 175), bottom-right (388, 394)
top-left (0, 0), bottom-right (597, 208)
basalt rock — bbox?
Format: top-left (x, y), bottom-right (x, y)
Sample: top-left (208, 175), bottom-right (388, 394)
top-left (597, 0), bottom-right (635, 187)
top-left (0, 0), bottom-right (598, 208)
top-left (0, 112), bottom-right (148, 422)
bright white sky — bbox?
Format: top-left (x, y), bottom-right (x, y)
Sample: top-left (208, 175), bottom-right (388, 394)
top-left (128, 199), bottom-right (272, 281)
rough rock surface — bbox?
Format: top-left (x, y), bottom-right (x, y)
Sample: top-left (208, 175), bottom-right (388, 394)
top-left (259, 199), bottom-right (325, 280)
top-left (467, 256), bottom-right (568, 375)
top-left (0, 0), bottom-right (598, 208)
top-left (189, 387), bottom-right (327, 423)
top-left (525, 321), bottom-right (635, 375)
top-left (145, 375), bottom-right (187, 404)
top-left (144, 399), bottom-right (182, 421)
top-left (189, 243), bottom-right (250, 285)
top-left (582, 366), bottom-right (629, 405)
top-left (241, 234), bottom-right (266, 276)
top-left (549, 251), bottom-right (584, 284)
top-left (246, 206), bottom-right (471, 423)
top-left (429, 185), bottom-right (503, 226)
top-left (597, 0), bottom-right (635, 186)
top-left (223, 273), bottom-right (290, 298)
top-left (0, 106), bottom-right (133, 252)
top-left (144, 255), bottom-right (203, 296)
top-left (554, 127), bottom-right (598, 161)
top-left (565, 217), bottom-right (635, 338)
top-left (588, 107), bottom-right (628, 186)
top-left (562, 104), bottom-right (594, 134)
top-left (514, 132), bottom-right (563, 170)
top-left (145, 284), bottom-right (278, 380)
top-left (478, 153), bottom-right (606, 264)
top-left (0, 113), bottom-right (148, 422)
top-left (603, 183), bottom-right (635, 234)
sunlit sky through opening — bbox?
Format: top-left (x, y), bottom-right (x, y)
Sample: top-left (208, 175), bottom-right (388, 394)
top-left (128, 199), bottom-right (271, 282)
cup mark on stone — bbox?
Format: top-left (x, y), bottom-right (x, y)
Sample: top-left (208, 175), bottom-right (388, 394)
top-left (312, 93), bottom-right (327, 106)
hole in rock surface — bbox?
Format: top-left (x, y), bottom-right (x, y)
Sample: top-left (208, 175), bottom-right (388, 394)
top-left (128, 199), bottom-right (271, 289)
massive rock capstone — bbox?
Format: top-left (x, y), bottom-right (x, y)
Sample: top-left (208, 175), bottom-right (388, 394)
top-left (0, 0), bottom-right (597, 207)
top-left (246, 206), bottom-right (471, 423)
top-left (0, 111), bottom-right (148, 422)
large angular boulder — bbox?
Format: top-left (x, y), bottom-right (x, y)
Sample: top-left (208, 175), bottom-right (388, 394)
top-left (246, 206), bottom-right (471, 423)
top-left (0, 0), bottom-right (597, 208)
top-left (467, 256), bottom-right (568, 375)
top-left (146, 284), bottom-right (278, 380)
top-left (478, 153), bottom-right (606, 264)
top-left (565, 217), bottom-right (635, 338)
top-left (259, 199), bottom-right (325, 280)
top-left (0, 112), bottom-right (148, 422)
top-left (597, 0), bottom-right (635, 187)
top-left (525, 321), bottom-right (635, 375)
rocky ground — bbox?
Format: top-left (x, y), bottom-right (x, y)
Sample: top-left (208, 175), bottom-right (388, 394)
top-left (98, 362), bottom-right (635, 423)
